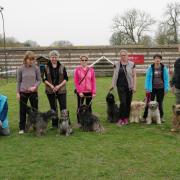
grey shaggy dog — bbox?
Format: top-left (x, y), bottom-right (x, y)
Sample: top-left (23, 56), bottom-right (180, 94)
top-left (26, 107), bottom-right (57, 136)
top-left (59, 109), bottom-right (73, 136)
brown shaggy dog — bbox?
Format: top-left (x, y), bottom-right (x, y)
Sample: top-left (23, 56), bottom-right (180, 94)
top-left (171, 104), bottom-right (180, 132)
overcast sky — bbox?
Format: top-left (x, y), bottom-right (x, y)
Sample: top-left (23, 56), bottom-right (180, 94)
top-left (0, 0), bottom-right (175, 46)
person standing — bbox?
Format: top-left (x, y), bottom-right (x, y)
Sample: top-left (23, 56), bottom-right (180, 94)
top-left (171, 57), bottom-right (180, 104)
top-left (112, 49), bottom-right (136, 126)
top-left (42, 50), bottom-right (68, 128)
top-left (74, 55), bottom-right (96, 125)
top-left (143, 54), bottom-right (169, 123)
top-left (17, 51), bottom-right (41, 134)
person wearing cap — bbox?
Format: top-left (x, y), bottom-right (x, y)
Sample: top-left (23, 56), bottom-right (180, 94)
top-left (74, 55), bottom-right (96, 125)
top-left (143, 54), bottom-right (169, 123)
top-left (42, 50), bottom-right (68, 128)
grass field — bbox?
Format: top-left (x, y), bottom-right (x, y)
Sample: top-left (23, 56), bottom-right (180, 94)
top-left (0, 77), bottom-right (180, 180)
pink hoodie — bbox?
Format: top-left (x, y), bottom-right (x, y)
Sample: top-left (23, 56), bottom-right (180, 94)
top-left (74, 66), bottom-right (96, 94)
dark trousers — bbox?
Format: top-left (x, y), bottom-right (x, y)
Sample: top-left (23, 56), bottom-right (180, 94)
top-left (77, 92), bottom-right (92, 123)
top-left (19, 92), bottom-right (38, 130)
top-left (143, 88), bottom-right (164, 118)
top-left (117, 88), bottom-right (133, 119)
top-left (46, 93), bottom-right (66, 127)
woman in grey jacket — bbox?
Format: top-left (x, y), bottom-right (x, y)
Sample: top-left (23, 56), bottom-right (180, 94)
top-left (112, 49), bottom-right (136, 126)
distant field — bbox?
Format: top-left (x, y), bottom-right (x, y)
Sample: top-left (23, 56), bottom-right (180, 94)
top-left (0, 77), bottom-right (180, 180)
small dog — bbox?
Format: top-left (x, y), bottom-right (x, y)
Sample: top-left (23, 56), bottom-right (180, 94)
top-left (59, 109), bottom-right (73, 136)
top-left (106, 92), bottom-right (119, 123)
top-left (171, 104), bottom-right (180, 132)
top-left (146, 101), bottom-right (161, 124)
top-left (78, 105), bottom-right (104, 132)
top-left (130, 101), bottom-right (145, 123)
top-left (26, 107), bottom-right (57, 136)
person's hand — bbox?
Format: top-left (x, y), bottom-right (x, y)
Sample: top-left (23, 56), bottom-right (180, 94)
top-left (79, 93), bottom-right (84, 97)
top-left (28, 86), bottom-right (36, 92)
top-left (92, 94), bottom-right (96, 98)
top-left (16, 93), bottom-right (20, 101)
top-left (109, 87), bottom-right (113, 92)
top-left (54, 85), bottom-right (61, 92)
top-left (133, 87), bottom-right (136, 93)
top-left (171, 86), bottom-right (175, 94)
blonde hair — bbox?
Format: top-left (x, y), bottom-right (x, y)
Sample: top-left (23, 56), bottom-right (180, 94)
top-left (23, 51), bottom-right (35, 64)
top-left (119, 49), bottom-right (128, 55)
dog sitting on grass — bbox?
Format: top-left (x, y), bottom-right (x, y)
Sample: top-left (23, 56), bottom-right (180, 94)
top-left (171, 104), bottom-right (180, 132)
top-left (106, 92), bottom-right (119, 123)
top-left (146, 101), bottom-right (161, 125)
top-left (26, 107), bottom-right (57, 136)
top-left (130, 101), bottom-right (145, 123)
top-left (59, 109), bottom-right (73, 136)
top-left (78, 105), bottom-right (104, 132)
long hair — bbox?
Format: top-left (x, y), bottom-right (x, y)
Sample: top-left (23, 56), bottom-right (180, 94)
top-left (23, 51), bottom-right (35, 65)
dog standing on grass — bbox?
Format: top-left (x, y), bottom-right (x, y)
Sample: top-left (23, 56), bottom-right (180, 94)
top-left (146, 101), bottom-right (161, 124)
top-left (26, 107), bottom-right (57, 136)
top-left (78, 105), bottom-right (104, 132)
top-left (59, 109), bottom-right (73, 136)
top-left (130, 101), bottom-right (145, 123)
top-left (171, 104), bottom-right (180, 132)
top-left (106, 92), bottom-right (119, 123)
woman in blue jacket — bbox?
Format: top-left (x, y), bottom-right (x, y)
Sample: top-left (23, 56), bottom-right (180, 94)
top-left (143, 54), bottom-right (169, 123)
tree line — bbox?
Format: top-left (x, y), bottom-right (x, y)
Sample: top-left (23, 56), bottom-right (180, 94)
top-left (110, 2), bottom-right (180, 46)
top-left (0, 2), bottom-right (179, 47)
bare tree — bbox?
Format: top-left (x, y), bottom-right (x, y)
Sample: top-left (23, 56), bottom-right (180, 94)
top-left (51, 40), bottom-right (73, 47)
top-left (164, 2), bottom-right (180, 44)
top-left (112, 9), bottom-right (155, 44)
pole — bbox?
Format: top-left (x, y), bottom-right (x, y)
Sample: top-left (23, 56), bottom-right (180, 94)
top-left (0, 6), bottom-right (8, 82)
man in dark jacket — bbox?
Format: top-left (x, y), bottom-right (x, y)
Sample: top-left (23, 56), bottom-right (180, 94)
top-left (171, 57), bottom-right (180, 104)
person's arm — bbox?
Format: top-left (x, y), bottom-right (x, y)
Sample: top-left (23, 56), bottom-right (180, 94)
top-left (29, 66), bottom-right (41, 92)
top-left (91, 68), bottom-right (96, 97)
top-left (55, 67), bottom-right (68, 91)
top-left (164, 66), bottom-right (169, 93)
top-left (145, 66), bottom-right (151, 92)
top-left (16, 68), bottom-right (22, 101)
top-left (74, 68), bottom-right (83, 94)
top-left (132, 65), bottom-right (137, 93)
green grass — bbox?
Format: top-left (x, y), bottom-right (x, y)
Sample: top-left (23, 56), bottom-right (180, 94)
top-left (0, 77), bottom-right (180, 180)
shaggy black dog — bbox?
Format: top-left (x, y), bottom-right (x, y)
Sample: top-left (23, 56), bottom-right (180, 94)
top-left (59, 109), bottom-right (73, 136)
top-left (106, 92), bottom-right (120, 123)
top-left (26, 107), bottom-right (57, 136)
top-left (78, 105), bottom-right (104, 132)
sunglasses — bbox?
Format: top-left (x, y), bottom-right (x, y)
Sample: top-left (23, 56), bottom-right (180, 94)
top-left (81, 59), bottom-right (88, 62)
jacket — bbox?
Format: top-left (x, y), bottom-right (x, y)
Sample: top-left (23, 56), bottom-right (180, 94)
top-left (145, 63), bottom-right (169, 92)
top-left (74, 66), bottom-right (96, 94)
top-left (0, 95), bottom-right (9, 129)
top-left (112, 61), bottom-right (136, 90)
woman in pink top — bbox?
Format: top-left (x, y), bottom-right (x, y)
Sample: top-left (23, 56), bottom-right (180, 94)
top-left (74, 55), bottom-right (96, 124)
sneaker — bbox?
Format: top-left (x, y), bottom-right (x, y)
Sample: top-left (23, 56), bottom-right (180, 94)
top-left (19, 130), bottom-right (24, 134)
top-left (116, 119), bottom-right (123, 126)
top-left (124, 118), bottom-right (129, 125)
